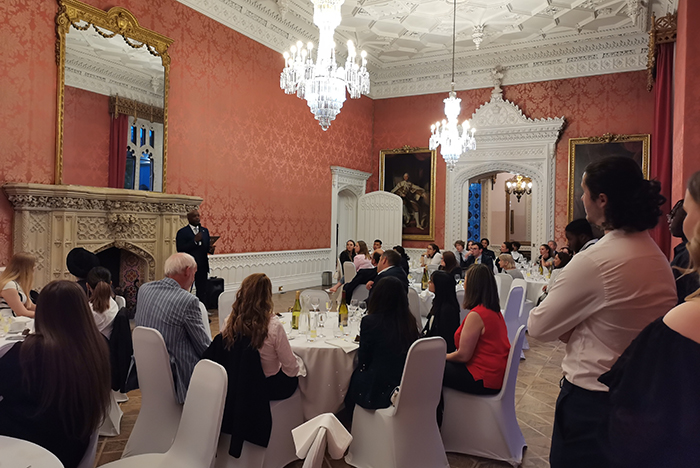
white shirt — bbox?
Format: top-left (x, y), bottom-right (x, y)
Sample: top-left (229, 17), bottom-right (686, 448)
top-left (91, 297), bottom-right (119, 340)
top-left (189, 224), bottom-right (202, 245)
top-left (0, 281), bottom-right (27, 317)
top-left (528, 229), bottom-right (676, 391)
top-left (429, 252), bottom-right (442, 265)
top-left (511, 251), bottom-right (525, 263)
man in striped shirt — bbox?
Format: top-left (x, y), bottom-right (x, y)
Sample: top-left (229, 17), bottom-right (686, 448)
top-left (135, 253), bottom-right (211, 403)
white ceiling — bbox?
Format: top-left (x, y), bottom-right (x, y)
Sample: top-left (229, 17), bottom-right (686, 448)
top-left (178, 0), bottom-right (677, 98)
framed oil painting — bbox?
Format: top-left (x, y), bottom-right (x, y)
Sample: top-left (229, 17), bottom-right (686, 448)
top-left (568, 133), bottom-right (650, 222)
top-left (379, 146), bottom-right (436, 241)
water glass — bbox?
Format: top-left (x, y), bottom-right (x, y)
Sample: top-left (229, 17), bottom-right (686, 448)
top-left (358, 301), bottom-right (367, 316)
top-left (279, 312), bottom-right (292, 336)
top-left (326, 312), bottom-right (341, 338)
top-left (307, 312), bottom-right (318, 342)
top-left (350, 299), bottom-right (358, 316)
top-left (317, 311), bottom-right (326, 337)
top-left (310, 296), bottom-right (320, 313)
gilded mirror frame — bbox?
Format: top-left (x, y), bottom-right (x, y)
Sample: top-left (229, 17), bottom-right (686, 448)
top-left (55, 0), bottom-right (173, 190)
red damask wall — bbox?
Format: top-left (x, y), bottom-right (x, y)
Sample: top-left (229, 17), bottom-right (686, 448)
top-left (62, 86), bottom-right (110, 187)
top-left (373, 71), bottom-right (655, 249)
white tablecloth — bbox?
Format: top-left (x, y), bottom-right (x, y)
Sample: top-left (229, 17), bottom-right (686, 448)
top-left (524, 278), bottom-right (548, 303)
top-left (0, 436), bottom-right (63, 468)
top-left (291, 335), bottom-right (357, 420)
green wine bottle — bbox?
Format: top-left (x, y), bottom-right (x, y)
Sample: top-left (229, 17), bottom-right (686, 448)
top-left (339, 291), bottom-right (349, 327)
top-left (421, 267), bottom-right (430, 290)
top-left (291, 290), bottom-right (301, 330)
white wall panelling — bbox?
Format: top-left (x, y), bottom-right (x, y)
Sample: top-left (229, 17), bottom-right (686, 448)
top-left (330, 166), bottom-right (371, 262)
top-left (445, 86), bottom-right (565, 251)
top-left (209, 248), bottom-right (333, 292)
top-left (356, 191), bottom-right (403, 250)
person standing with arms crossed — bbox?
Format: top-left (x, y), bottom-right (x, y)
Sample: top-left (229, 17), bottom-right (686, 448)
top-left (176, 209), bottom-right (211, 304)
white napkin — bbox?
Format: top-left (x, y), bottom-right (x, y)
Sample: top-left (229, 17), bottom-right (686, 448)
top-left (324, 338), bottom-right (359, 353)
top-left (418, 290), bottom-right (434, 300)
top-left (292, 413), bottom-right (352, 460)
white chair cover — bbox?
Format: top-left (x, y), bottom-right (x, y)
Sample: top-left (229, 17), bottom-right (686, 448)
top-left (218, 289), bottom-right (238, 330)
top-left (441, 326), bottom-right (527, 466)
top-left (502, 286), bottom-right (526, 346)
top-left (122, 327), bottom-right (183, 458)
top-left (426, 264), bottom-right (439, 274)
top-left (407, 288), bottom-right (422, 331)
top-left (215, 388), bottom-right (304, 468)
top-left (300, 290), bottom-right (330, 307)
top-left (102, 360), bottom-right (228, 468)
top-left (343, 262), bottom-right (356, 283)
top-left (199, 301), bottom-right (212, 340)
top-left (301, 427), bottom-right (326, 468)
top-left (345, 337), bottom-right (449, 468)
top-left (114, 295), bottom-right (126, 309)
top-left (77, 429), bottom-right (100, 468)
top-left (496, 274), bottom-right (513, 310)
top-left (456, 290), bottom-right (468, 323)
top-left (350, 285), bottom-right (369, 304)
top-left (98, 390), bottom-right (123, 436)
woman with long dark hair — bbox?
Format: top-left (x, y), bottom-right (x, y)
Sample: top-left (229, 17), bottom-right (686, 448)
top-left (422, 271), bottom-right (461, 353)
top-left (0, 281), bottom-right (111, 468)
top-left (440, 251), bottom-right (462, 279)
top-left (393, 245), bottom-right (410, 274)
top-left (537, 244), bottom-right (554, 269)
top-left (339, 240), bottom-right (356, 265)
top-left (0, 252), bottom-right (36, 318)
top-left (444, 264), bottom-right (510, 395)
top-left (346, 276), bottom-right (420, 410)
top-left (86, 266), bottom-right (119, 339)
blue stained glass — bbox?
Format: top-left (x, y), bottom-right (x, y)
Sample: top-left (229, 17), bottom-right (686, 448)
top-left (139, 128), bottom-right (146, 147)
top-left (149, 130), bottom-right (155, 147)
top-left (467, 183), bottom-right (481, 242)
top-left (130, 126), bottom-right (137, 144)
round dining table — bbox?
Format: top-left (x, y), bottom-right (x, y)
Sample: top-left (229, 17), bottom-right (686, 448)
top-left (290, 332), bottom-right (358, 421)
top-left (0, 436), bottom-right (64, 468)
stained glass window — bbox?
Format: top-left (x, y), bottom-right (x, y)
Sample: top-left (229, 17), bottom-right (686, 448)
top-left (467, 183), bottom-right (481, 242)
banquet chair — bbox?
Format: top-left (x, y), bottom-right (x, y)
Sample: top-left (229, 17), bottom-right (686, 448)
top-left (494, 275), bottom-right (502, 302)
top-left (300, 290), bottom-right (330, 307)
top-left (441, 326), bottom-right (527, 467)
top-left (351, 285), bottom-right (369, 304)
top-left (407, 288), bottom-right (422, 330)
top-left (426, 264), bottom-right (439, 274)
top-left (102, 360), bottom-right (227, 468)
top-left (456, 290), bottom-right (468, 323)
top-left (77, 429), bottom-right (100, 468)
top-left (502, 285), bottom-right (525, 346)
top-left (343, 262), bottom-right (356, 283)
top-left (115, 295), bottom-right (127, 309)
top-left (218, 289), bottom-right (238, 330)
top-left (199, 301), bottom-right (212, 340)
top-left (98, 390), bottom-right (123, 436)
top-left (345, 337), bottom-right (449, 468)
top-left (122, 327), bottom-right (183, 458)
top-left (496, 274), bottom-right (513, 310)
top-left (215, 388), bottom-right (304, 468)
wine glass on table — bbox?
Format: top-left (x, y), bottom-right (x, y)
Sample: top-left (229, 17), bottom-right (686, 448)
top-left (350, 299), bottom-right (359, 318)
top-left (358, 301), bottom-right (367, 316)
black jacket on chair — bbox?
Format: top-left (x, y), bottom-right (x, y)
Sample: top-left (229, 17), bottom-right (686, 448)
top-left (202, 334), bottom-right (272, 458)
top-left (110, 307), bottom-right (134, 393)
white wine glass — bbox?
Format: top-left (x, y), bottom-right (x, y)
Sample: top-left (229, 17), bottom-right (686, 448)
top-left (310, 296), bottom-right (320, 313)
top-left (358, 301), bottom-right (367, 316)
top-left (350, 299), bottom-right (358, 316)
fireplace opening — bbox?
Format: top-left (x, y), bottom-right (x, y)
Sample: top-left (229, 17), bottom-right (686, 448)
top-left (96, 246), bottom-right (149, 317)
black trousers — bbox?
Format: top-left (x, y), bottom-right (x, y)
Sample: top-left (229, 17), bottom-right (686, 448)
top-left (438, 361), bottom-right (499, 426)
top-left (194, 270), bottom-right (208, 304)
top-left (550, 378), bottom-right (610, 468)
top-left (266, 370), bottom-right (298, 401)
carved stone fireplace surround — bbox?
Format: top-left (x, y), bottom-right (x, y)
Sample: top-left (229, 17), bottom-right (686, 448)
top-left (3, 184), bottom-right (202, 288)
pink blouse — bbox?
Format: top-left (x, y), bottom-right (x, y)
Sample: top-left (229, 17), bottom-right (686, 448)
top-left (260, 316), bottom-right (300, 377)
top-left (353, 255), bottom-right (373, 271)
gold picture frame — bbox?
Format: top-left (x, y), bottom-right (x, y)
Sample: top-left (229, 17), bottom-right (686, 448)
top-left (379, 146), bottom-right (436, 241)
top-left (568, 133), bottom-right (651, 222)
top-left (55, 0), bottom-right (173, 189)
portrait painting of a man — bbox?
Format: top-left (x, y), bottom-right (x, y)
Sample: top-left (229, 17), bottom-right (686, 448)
top-left (380, 147), bottom-right (436, 241)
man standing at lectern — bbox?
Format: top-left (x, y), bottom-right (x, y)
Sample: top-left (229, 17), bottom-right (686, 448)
top-left (176, 209), bottom-right (211, 304)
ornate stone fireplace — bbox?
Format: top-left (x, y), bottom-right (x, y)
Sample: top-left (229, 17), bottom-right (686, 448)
top-left (3, 184), bottom-right (202, 288)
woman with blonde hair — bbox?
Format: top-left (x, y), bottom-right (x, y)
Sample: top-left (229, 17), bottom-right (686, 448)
top-left (0, 252), bottom-right (36, 318)
top-left (498, 253), bottom-right (523, 279)
top-left (0, 281), bottom-right (111, 468)
top-left (599, 170), bottom-right (700, 467)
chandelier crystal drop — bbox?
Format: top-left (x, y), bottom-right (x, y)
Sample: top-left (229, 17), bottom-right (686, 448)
top-left (505, 174), bottom-right (533, 202)
top-left (427, 0), bottom-right (476, 170)
top-left (279, 0), bottom-right (370, 131)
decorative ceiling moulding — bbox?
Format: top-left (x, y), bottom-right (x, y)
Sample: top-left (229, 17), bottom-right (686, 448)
top-left (110, 95), bottom-right (164, 124)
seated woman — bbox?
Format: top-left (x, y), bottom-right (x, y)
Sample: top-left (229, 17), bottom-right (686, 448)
top-left (393, 245), bottom-right (410, 274)
top-left (86, 267), bottom-right (119, 340)
top-left (498, 254), bottom-right (523, 279)
top-left (328, 240), bottom-right (357, 293)
top-left (0, 281), bottom-right (111, 468)
top-left (537, 244), bottom-right (554, 269)
top-left (0, 252), bottom-right (36, 319)
top-left (439, 251), bottom-right (463, 279)
top-left (353, 241), bottom-right (374, 271)
top-left (422, 271), bottom-right (461, 353)
top-left (444, 264), bottom-right (510, 396)
top-left (346, 276), bottom-right (420, 411)
top-left (420, 243), bottom-right (442, 267)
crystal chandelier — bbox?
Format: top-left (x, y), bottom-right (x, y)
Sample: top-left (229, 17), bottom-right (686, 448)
top-left (428, 0), bottom-right (476, 171)
top-left (279, 0), bottom-right (370, 131)
top-left (505, 174), bottom-right (533, 202)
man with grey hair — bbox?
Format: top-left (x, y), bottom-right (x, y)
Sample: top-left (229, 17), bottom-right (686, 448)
top-left (135, 252), bottom-right (211, 403)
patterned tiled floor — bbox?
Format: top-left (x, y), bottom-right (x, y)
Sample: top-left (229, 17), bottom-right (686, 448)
top-left (96, 290), bottom-right (564, 468)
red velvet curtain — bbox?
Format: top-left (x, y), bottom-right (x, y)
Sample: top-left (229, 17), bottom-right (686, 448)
top-left (108, 114), bottom-right (129, 188)
top-left (650, 42), bottom-right (674, 257)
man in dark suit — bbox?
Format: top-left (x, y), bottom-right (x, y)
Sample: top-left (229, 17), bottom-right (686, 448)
top-left (176, 209), bottom-right (211, 304)
top-left (345, 252), bottom-right (380, 301)
top-left (366, 250), bottom-right (409, 299)
top-left (464, 242), bottom-right (494, 272)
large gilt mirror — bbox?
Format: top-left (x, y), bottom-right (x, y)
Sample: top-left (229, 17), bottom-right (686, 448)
top-left (55, 0), bottom-right (173, 191)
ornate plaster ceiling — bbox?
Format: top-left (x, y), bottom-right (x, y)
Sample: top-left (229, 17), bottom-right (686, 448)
top-left (65, 23), bottom-right (165, 107)
top-left (180, 0), bottom-right (676, 98)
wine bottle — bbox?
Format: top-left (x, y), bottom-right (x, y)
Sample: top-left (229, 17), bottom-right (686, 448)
top-left (421, 267), bottom-right (430, 290)
top-left (339, 291), bottom-right (349, 327)
top-left (291, 290), bottom-right (301, 330)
